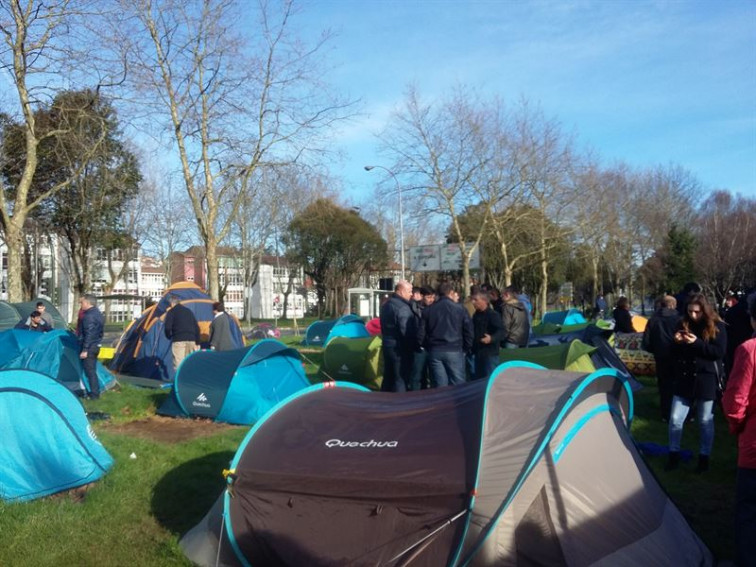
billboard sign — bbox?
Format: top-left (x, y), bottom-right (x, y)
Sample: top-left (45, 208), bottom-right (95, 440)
top-left (440, 243), bottom-right (480, 271)
top-left (410, 243), bottom-right (480, 272)
top-left (409, 245), bottom-right (441, 272)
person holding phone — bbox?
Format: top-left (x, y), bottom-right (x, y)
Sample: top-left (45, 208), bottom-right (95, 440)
top-left (666, 293), bottom-right (727, 473)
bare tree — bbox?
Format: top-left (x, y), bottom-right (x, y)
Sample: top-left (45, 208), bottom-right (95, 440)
top-left (0, 1), bottom-right (109, 301)
top-left (116, 0), bottom-right (352, 300)
top-left (695, 190), bottom-right (756, 303)
top-left (380, 86), bottom-right (510, 294)
top-left (511, 102), bottom-right (578, 315)
top-left (137, 173), bottom-right (194, 284)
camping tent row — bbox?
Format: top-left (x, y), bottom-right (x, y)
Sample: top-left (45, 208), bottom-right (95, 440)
top-left (158, 339), bottom-right (310, 425)
top-left (0, 369), bottom-right (113, 502)
top-left (302, 314), bottom-right (369, 347)
top-left (318, 324), bottom-right (641, 392)
top-left (0, 329), bottom-right (116, 395)
top-left (181, 363), bottom-right (712, 566)
top-left (0, 298), bottom-right (68, 331)
top-left (110, 282), bottom-right (244, 382)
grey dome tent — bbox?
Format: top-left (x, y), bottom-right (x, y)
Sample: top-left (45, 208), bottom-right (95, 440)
top-left (181, 363), bottom-right (712, 566)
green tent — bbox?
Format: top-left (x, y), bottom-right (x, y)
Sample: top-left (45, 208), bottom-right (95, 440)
top-left (499, 339), bottom-right (597, 373)
top-left (532, 321), bottom-right (591, 336)
top-left (319, 335), bottom-right (383, 390)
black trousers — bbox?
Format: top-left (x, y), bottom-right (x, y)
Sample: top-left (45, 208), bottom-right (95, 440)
top-left (83, 347), bottom-right (101, 397)
top-left (382, 346), bottom-right (412, 392)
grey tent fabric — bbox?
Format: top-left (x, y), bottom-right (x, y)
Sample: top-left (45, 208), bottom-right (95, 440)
top-left (182, 365), bottom-right (712, 567)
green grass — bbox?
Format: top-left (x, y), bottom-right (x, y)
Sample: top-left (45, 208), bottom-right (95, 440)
top-left (0, 367), bottom-right (738, 565)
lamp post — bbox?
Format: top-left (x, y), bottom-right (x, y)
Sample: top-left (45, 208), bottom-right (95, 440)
top-left (364, 165), bottom-right (405, 281)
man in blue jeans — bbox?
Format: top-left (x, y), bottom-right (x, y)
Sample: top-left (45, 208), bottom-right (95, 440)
top-left (77, 294), bottom-right (104, 399)
top-left (471, 291), bottom-right (504, 380)
top-left (417, 282), bottom-right (473, 387)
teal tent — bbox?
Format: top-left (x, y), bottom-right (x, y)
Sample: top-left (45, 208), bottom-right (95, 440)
top-left (158, 339), bottom-right (310, 425)
top-left (0, 298), bottom-right (68, 330)
top-left (0, 369), bottom-right (114, 502)
top-left (0, 329), bottom-right (116, 395)
top-left (541, 308), bottom-right (587, 326)
top-left (303, 319), bottom-right (336, 346)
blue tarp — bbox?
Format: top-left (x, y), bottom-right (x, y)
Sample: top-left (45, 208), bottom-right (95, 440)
top-left (0, 369), bottom-right (114, 502)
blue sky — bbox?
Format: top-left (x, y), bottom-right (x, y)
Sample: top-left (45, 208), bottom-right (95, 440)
top-left (298, 0), bottom-right (756, 203)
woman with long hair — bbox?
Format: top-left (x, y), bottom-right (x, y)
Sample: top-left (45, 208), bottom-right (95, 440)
top-left (666, 293), bottom-right (727, 473)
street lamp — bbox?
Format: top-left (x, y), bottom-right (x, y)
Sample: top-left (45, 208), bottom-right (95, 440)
top-left (364, 165), bottom-right (405, 281)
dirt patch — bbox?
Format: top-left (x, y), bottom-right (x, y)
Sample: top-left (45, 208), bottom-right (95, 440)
top-left (103, 415), bottom-right (241, 444)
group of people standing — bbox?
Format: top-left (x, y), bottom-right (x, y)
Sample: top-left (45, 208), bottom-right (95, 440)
top-left (379, 280), bottom-right (531, 393)
top-left (642, 287), bottom-right (756, 566)
top-left (163, 295), bottom-right (236, 372)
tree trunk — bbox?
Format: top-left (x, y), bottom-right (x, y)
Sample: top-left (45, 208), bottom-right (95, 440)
top-left (205, 235), bottom-right (219, 300)
top-left (5, 220), bottom-right (27, 302)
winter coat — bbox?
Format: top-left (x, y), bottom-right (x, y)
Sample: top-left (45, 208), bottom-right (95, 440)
top-left (642, 307), bottom-right (681, 360)
top-left (723, 337), bottom-right (756, 469)
top-left (78, 306), bottom-right (104, 353)
top-left (380, 294), bottom-right (414, 350)
top-left (672, 320), bottom-right (727, 401)
top-left (472, 307), bottom-right (504, 357)
top-left (613, 307), bottom-right (635, 333)
top-left (164, 303), bottom-right (200, 344)
top-left (209, 312), bottom-right (235, 351)
top-left (418, 296), bottom-right (473, 353)
top-left (502, 298), bottom-right (529, 347)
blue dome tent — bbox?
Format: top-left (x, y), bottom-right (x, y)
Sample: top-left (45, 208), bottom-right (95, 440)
top-left (324, 314), bottom-right (369, 345)
top-left (541, 308), bottom-right (587, 326)
top-left (110, 282), bottom-right (243, 381)
top-left (0, 369), bottom-right (114, 502)
top-left (0, 329), bottom-right (115, 395)
top-left (157, 339), bottom-right (310, 425)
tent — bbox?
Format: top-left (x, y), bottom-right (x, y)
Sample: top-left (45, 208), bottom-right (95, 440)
top-left (110, 282), bottom-right (243, 381)
top-left (631, 314), bottom-right (649, 333)
top-left (540, 308), bottom-right (587, 326)
top-left (319, 335), bottom-right (383, 390)
top-left (0, 298), bottom-right (68, 331)
top-left (180, 365), bottom-right (712, 566)
top-left (532, 321), bottom-right (590, 336)
top-left (0, 329), bottom-right (116, 395)
top-left (499, 339), bottom-right (597, 373)
top-left (324, 314), bottom-right (369, 345)
top-left (0, 369), bottom-right (114, 502)
top-left (302, 315), bottom-right (369, 347)
top-left (157, 339), bottom-right (310, 425)
top-left (248, 323), bottom-right (280, 340)
top-left (529, 324), bottom-right (643, 391)
top-left (302, 319), bottom-right (336, 346)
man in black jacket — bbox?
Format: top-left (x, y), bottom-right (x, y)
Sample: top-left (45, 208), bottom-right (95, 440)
top-left (418, 282), bottom-right (473, 387)
top-left (642, 295), bottom-right (681, 421)
top-left (164, 294), bottom-right (200, 373)
top-left (77, 294), bottom-right (105, 399)
top-left (471, 291), bottom-right (504, 380)
top-left (380, 280), bottom-right (414, 392)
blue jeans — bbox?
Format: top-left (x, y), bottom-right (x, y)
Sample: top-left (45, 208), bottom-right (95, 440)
top-left (473, 353), bottom-right (499, 380)
top-left (427, 351), bottom-right (466, 387)
top-left (408, 349), bottom-right (428, 391)
top-left (668, 395), bottom-right (714, 455)
top-left (504, 342), bottom-right (519, 350)
top-left (736, 467), bottom-right (756, 567)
